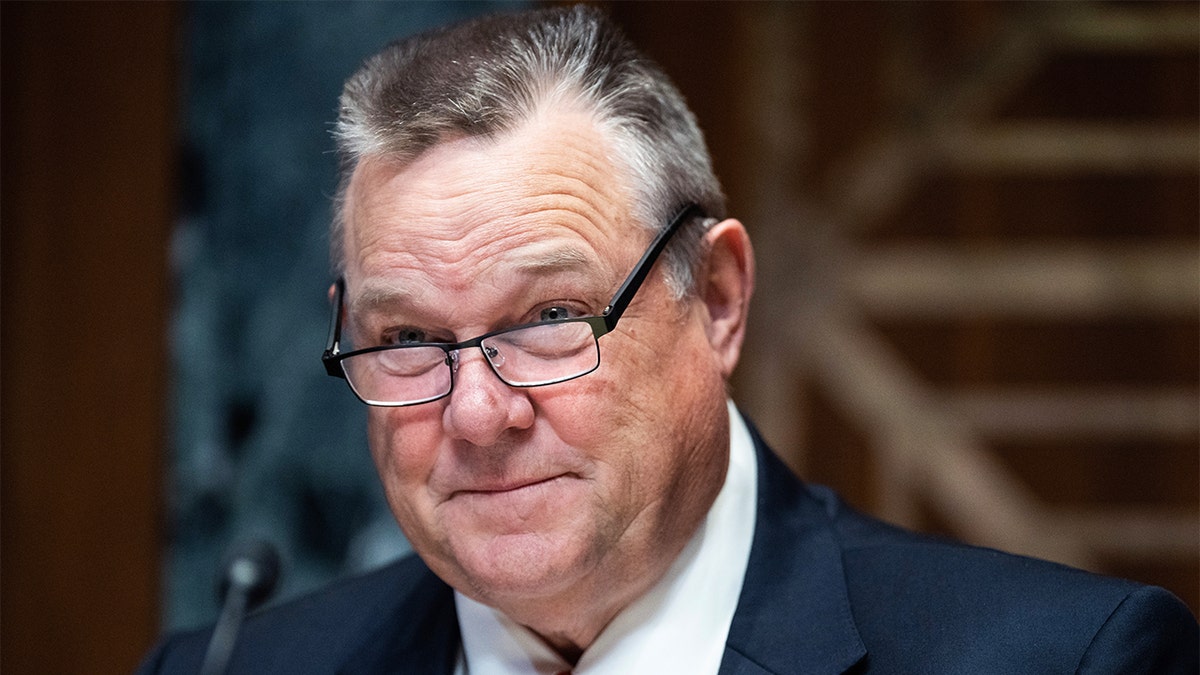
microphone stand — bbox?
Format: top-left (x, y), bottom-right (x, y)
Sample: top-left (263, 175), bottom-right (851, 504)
top-left (199, 541), bottom-right (281, 675)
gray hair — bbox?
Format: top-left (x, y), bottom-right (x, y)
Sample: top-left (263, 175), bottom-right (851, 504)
top-left (332, 5), bottom-right (725, 297)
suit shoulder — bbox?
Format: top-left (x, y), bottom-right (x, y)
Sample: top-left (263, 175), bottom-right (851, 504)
top-left (828, 499), bottom-right (1137, 609)
top-left (1079, 584), bottom-right (1199, 674)
top-left (824, 500), bottom-right (1198, 672)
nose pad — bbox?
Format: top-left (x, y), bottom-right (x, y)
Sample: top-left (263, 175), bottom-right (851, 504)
top-left (484, 344), bottom-right (505, 369)
top-left (446, 350), bottom-right (460, 373)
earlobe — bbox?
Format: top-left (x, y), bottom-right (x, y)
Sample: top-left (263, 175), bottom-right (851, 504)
top-left (700, 219), bottom-right (755, 377)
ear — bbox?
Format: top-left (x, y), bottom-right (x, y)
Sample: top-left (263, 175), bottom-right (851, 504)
top-left (698, 219), bottom-right (755, 378)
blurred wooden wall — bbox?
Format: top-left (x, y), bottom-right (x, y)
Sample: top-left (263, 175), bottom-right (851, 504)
top-left (2, 3), bottom-right (176, 671)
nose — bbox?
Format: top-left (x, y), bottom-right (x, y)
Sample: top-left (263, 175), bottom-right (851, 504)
top-left (442, 347), bottom-right (534, 446)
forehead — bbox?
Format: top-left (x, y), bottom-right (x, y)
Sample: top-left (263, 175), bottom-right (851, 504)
top-left (341, 109), bottom-right (642, 301)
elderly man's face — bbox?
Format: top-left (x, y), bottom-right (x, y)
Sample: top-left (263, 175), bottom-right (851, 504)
top-left (340, 107), bottom-right (745, 628)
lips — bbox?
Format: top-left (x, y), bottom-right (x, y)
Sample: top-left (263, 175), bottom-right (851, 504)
top-left (453, 474), bottom-right (569, 497)
top-left (441, 474), bottom-right (579, 530)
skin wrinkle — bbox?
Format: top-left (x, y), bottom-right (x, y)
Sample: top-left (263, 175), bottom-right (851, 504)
top-left (348, 176), bottom-right (625, 293)
top-left (344, 137), bottom-right (630, 300)
top-left (356, 228), bottom-right (597, 310)
top-left (350, 252), bottom-right (606, 344)
top-left (345, 104), bottom-right (626, 273)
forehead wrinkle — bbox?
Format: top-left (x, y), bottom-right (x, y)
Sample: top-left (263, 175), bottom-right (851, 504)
top-left (349, 236), bottom-right (596, 318)
top-left (345, 108), bottom-right (644, 315)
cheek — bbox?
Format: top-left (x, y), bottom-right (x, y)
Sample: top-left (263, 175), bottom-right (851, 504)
top-left (604, 312), bottom-right (712, 414)
top-left (545, 316), bottom-right (719, 467)
top-left (367, 408), bottom-right (442, 510)
top-left (609, 316), bottom-right (728, 459)
top-left (532, 337), bottom-right (659, 442)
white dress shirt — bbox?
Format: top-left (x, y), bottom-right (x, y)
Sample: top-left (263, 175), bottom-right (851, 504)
top-left (454, 400), bottom-right (758, 674)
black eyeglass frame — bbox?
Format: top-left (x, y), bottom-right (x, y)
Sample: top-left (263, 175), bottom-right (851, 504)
top-left (321, 202), bottom-right (705, 405)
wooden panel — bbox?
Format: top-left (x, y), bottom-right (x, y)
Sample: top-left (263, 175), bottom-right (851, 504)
top-left (796, 1), bottom-right (1198, 614)
top-left (1, 3), bottom-right (176, 671)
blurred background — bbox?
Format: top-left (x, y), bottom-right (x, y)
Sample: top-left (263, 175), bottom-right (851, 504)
top-left (3, 1), bottom-right (1196, 672)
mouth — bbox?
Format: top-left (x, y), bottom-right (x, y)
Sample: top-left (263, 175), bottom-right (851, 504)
top-left (440, 473), bottom-right (584, 530)
top-left (454, 474), bottom-right (569, 497)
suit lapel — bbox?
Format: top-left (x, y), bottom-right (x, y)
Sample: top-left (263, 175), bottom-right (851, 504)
top-left (720, 423), bottom-right (866, 675)
top-left (338, 565), bottom-right (461, 675)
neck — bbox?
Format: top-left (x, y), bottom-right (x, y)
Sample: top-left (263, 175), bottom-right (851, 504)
top-left (493, 522), bottom-right (696, 663)
top-left (505, 561), bottom-right (662, 663)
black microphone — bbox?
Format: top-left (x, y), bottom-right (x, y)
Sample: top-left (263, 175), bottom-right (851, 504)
top-left (199, 540), bottom-right (282, 675)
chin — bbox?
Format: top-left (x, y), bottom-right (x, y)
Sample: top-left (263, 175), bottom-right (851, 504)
top-left (453, 529), bottom-right (597, 603)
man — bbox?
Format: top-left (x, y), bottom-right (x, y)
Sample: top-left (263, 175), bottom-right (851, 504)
top-left (141, 6), bottom-right (1198, 673)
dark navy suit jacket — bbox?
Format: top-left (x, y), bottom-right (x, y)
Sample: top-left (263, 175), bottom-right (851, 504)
top-left (140, 427), bottom-right (1199, 674)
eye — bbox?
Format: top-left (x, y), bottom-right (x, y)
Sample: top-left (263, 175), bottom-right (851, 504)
top-left (383, 327), bottom-right (430, 345)
top-left (538, 305), bottom-right (577, 322)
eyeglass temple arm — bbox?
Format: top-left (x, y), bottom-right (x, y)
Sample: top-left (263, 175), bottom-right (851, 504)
top-left (601, 203), bottom-right (701, 331)
top-left (322, 277), bottom-right (347, 377)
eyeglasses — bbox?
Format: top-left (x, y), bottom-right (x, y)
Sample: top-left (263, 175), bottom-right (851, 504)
top-left (322, 203), bottom-right (704, 406)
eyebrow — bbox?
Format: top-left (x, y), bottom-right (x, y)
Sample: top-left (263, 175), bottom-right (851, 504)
top-left (348, 282), bottom-right (417, 316)
top-left (510, 243), bottom-right (593, 274)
